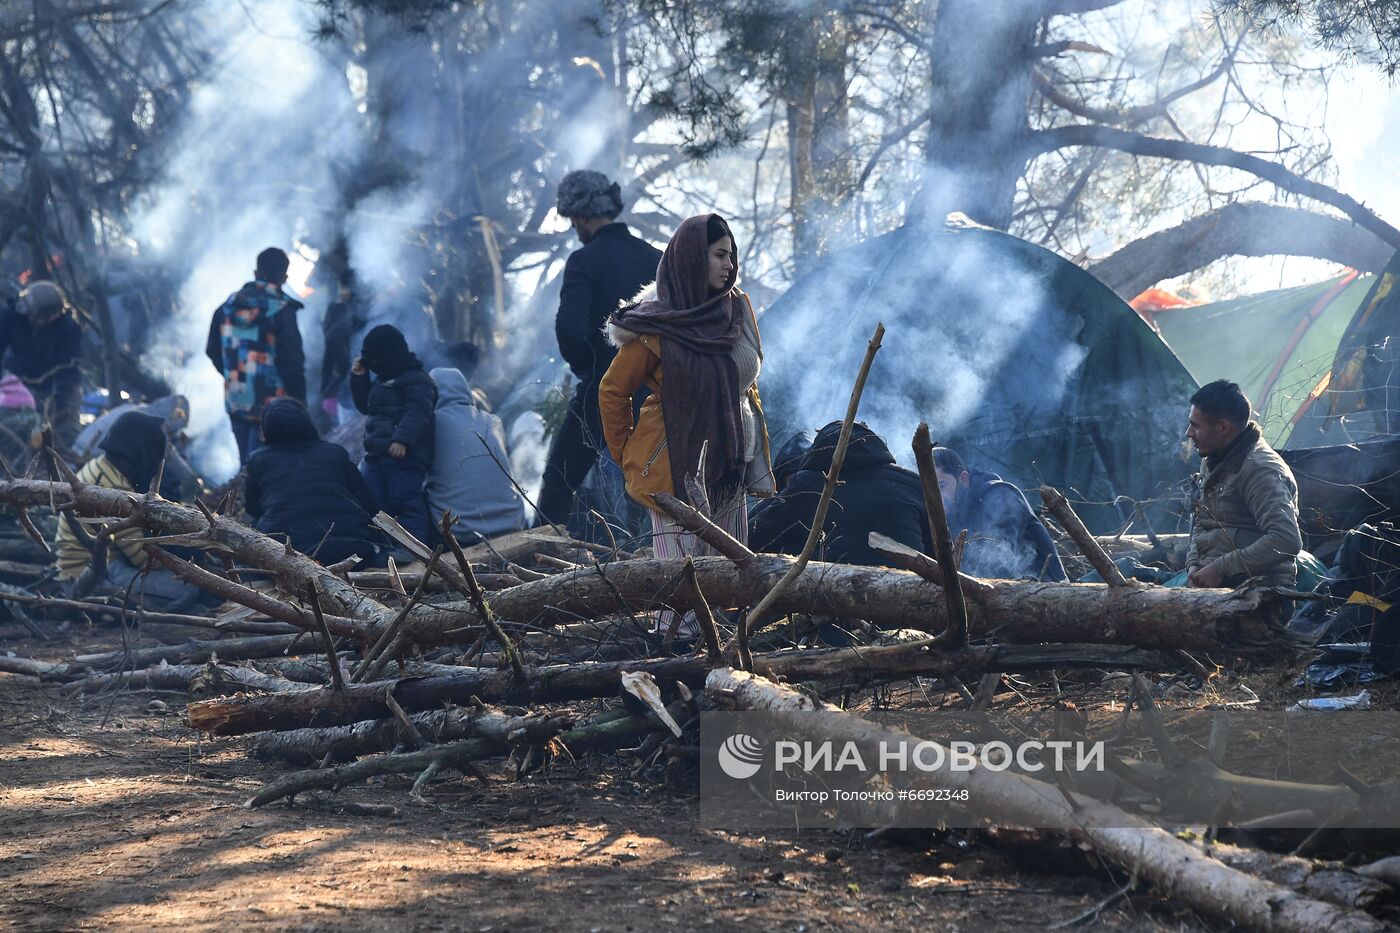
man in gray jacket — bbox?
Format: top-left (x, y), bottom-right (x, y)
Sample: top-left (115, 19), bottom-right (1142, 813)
top-left (1185, 380), bottom-right (1302, 589)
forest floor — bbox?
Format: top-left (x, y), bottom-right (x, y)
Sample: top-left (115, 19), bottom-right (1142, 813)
top-left (0, 619), bottom-right (1313, 932)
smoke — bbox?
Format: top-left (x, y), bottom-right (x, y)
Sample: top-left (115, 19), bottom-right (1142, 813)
top-left (757, 184), bottom-right (1198, 535)
top-left (763, 216), bottom-right (1087, 466)
top-left (130, 0), bottom-right (362, 481)
top-left (508, 411), bottom-right (549, 507)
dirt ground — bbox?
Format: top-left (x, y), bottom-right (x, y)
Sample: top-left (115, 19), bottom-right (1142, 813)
top-left (1, 622), bottom-right (1235, 932)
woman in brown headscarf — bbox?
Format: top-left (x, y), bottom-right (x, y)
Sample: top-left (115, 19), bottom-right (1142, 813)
top-left (599, 213), bottom-right (774, 568)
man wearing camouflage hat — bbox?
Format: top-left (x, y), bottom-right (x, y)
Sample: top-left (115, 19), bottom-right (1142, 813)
top-left (538, 169), bottom-right (662, 527)
top-left (0, 280), bottom-right (84, 452)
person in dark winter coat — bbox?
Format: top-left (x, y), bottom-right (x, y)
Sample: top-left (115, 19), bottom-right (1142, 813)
top-left (350, 323), bottom-right (437, 545)
top-left (750, 422), bottom-right (932, 567)
top-left (538, 169), bottom-right (664, 527)
top-left (319, 280), bottom-right (367, 426)
top-left (0, 280), bottom-right (84, 453)
top-left (933, 447), bottom-right (1067, 581)
top-left (245, 398), bottom-right (383, 565)
top-left (205, 247), bottom-right (307, 464)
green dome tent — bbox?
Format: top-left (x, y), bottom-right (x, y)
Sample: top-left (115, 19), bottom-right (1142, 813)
top-left (1152, 271), bottom-right (1374, 449)
top-left (759, 220), bottom-right (1199, 533)
top-left (1149, 264), bottom-right (1400, 537)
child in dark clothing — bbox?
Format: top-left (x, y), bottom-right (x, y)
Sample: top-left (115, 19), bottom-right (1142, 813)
top-left (351, 324), bottom-right (438, 545)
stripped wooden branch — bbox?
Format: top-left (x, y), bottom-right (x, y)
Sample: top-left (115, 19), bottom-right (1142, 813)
top-left (728, 322), bottom-right (885, 653)
top-left (913, 423), bottom-right (970, 648)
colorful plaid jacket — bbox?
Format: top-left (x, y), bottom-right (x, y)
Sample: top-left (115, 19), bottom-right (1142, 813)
top-left (205, 280), bottom-right (306, 418)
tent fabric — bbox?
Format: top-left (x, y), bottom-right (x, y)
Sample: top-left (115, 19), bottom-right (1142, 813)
top-left (1293, 250), bottom-right (1400, 446)
top-left (1154, 272), bottom-right (1373, 449)
top-left (760, 221), bottom-right (1200, 534)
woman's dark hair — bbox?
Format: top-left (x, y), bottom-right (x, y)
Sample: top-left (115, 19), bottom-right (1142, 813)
top-left (706, 214), bottom-right (732, 246)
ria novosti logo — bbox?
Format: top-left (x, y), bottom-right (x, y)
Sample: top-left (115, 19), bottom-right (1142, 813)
top-left (717, 733), bottom-right (764, 779)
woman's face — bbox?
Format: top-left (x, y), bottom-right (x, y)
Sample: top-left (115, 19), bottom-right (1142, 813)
top-left (707, 236), bottom-right (736, 293)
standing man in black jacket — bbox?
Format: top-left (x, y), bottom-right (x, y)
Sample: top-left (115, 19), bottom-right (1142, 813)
top-left (537, 170), bottom-right (663, 527)
top-left (0, 280), bottom-right (83, 454)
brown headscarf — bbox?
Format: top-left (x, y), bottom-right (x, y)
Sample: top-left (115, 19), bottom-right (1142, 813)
top-left (611, 214), bottom-right (745, 504)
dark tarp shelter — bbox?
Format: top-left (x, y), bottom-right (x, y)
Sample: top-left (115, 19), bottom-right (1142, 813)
top-left (759, 219), bottom-right (1199, 533)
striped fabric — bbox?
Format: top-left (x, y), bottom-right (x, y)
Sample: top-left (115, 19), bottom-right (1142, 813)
top-left (55, 457), bottom-right (147, 580)
top-left (649, 495), bottom-right (748, 634)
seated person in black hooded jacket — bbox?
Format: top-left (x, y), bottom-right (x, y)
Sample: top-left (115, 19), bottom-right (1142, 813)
top-left (750, 421), bottom-right (932, 567)
top-left (932, 446), bottom-right (1066, 581)
top-left (245, 398), bottom-right (383, 565)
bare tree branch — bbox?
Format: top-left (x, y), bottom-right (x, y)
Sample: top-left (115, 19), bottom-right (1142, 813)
top-left (1088, 202), bottom-right (1392, 297)
top-left (1023, 123), bottom-right (1400, 248)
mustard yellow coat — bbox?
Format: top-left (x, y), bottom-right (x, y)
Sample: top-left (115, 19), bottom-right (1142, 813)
top-left (598, 300), bottom-right (773, 512)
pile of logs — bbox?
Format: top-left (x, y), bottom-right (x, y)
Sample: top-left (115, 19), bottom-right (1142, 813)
top-left (1, 461), bottom-right (1385, 928)
top-left (0, 332), bottom-right (1391, 930)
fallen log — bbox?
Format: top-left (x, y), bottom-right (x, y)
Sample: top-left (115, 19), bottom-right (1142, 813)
top-left (0, 480), bottom-right (1290, 659)
top-left (0, 591), bottom-right (299, 635)
top-left (0, 654), bottom-right (61, 678)
top-left (66, 632), bottom-right (317, 675)
top-left (0, 558), bottom-right (49, 581)
top-left (185, 642), bottom-right (1181, 736)
top-left (1189, 839), bottom-right (1394, 912)
top-left (349, 569), bottom-right (520, 591)
top-left (253, 703), bottom-right (577, 765)
top-left (706, 668), bottom-right (1386, 933)
top-left (63, 660), bottom-right (319, 696)
top-left (413, 555), bottom-right (1290, 655)
top-left (0, 478), bottom-right (399, 639)
top-left (1042, 485), bottom-right (1131, 587)
top-left (244, 701), bottom-right (685, 809)
top-left (147, 547), bottom-right (370, 639)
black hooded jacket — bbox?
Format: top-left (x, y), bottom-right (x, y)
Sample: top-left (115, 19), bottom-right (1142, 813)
top-left (949, 470), bottom-right (1066, 582)
top-left (750, 422), bottom-right (932, 567)
top-left (0, 304), bottom-right (82, 391)
top-left (349, 325), bottom-right (437, 466)
top-left (556, 223), bottom-right (663, 385)
top-left (100, 412), bottom-right (168, 494)
top-left (245, 399), bottom-right (382, 560)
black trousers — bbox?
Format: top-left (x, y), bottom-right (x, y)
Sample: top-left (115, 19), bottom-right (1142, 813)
top-left (536, 382), bottom-right (604, 528)
top-left (31, 377), bottom-right (81, 454)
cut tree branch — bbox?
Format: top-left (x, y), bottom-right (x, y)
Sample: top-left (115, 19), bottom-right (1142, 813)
top-left (1087, 202), bottom-right (1392, 299)
top-left (1023, 124), bottom-right (1400, 249)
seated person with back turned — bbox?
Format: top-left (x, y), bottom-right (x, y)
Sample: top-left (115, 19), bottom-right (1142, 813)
top-left (244, 397), bottom-right (384, 565)
top-left (426, 366), bottom-right (527, 543)
top-left (1183, 379), bottom-right (1301, 595)
top-left (932, 446), bottom-right (1067, 581)
top-left (750, 421), bottom-right (932, 566)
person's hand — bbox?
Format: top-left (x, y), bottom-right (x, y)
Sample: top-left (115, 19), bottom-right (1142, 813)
top-left (388, 442), bottom-right (407, 459)
top-left (351, 357), bottom-right (366, 376)
top-left (1187, 564), bottom-right (1224, 588)
top-left (321, 397), bottom-right (339, 416)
